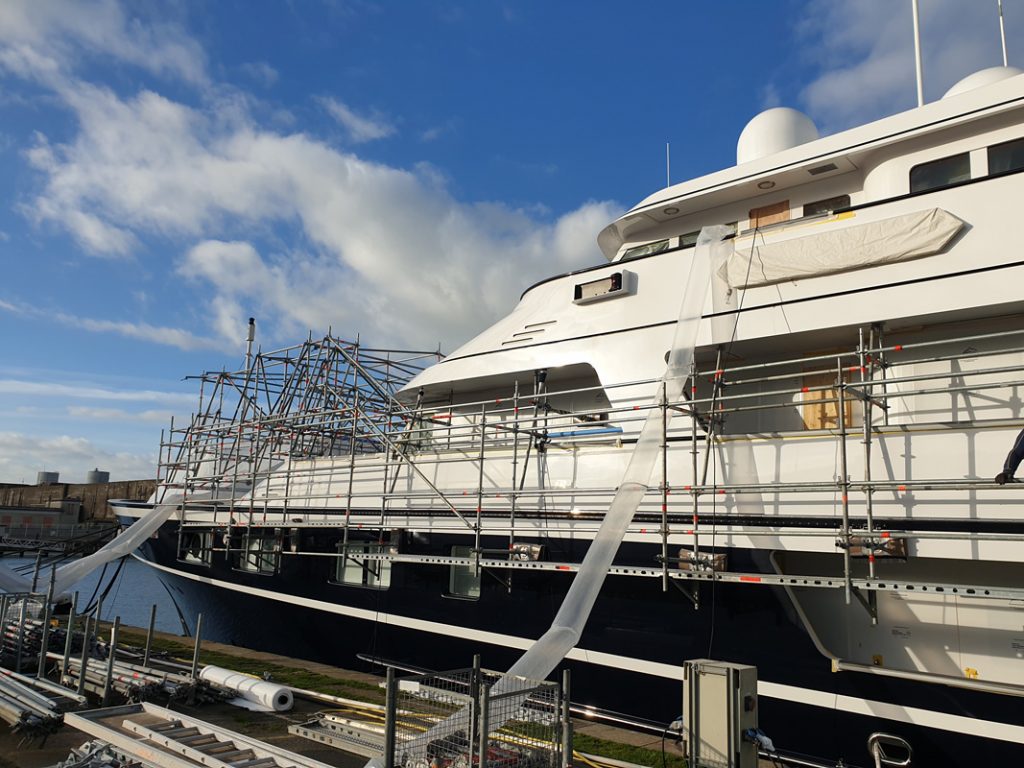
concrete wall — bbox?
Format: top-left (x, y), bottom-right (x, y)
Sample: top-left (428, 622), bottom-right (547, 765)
top-left (0, 480), bottom-right (156, 521)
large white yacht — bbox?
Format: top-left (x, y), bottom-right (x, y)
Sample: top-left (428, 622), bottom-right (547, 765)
top-left (113, 65), bottom-right (1024, 765)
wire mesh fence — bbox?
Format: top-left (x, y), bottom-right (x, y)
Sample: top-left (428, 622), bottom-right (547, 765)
top-left (387, 661), bottom-right (568, 768)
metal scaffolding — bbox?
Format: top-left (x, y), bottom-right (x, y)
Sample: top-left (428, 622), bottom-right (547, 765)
top-left (157, 323), bottom-right (1024, 625)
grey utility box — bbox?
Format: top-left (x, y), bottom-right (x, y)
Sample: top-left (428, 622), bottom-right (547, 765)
top-left (682, 659), bottom-right (758, 768)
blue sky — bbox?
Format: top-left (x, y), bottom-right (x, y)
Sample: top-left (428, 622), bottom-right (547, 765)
top-left (0, 0), bottom-right (1020, 483)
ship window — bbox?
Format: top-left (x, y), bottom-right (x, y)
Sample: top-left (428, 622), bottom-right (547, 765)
top-left (622, 239), bottom-right (670, 260)
top-left (679, 231), bottom-right (700, 248)
top-left (447, 545), bottom-right (480, 599)
top-left (802, 194), bottom-right (850, 217)
top-left (237, 534), bottom-right (280, 574)
top-left (178, 530), bottom-right (213, 566)
top-left (336, 542), bottom-right (393, 589)
top-left (988, 137), bottom-right (1024, 175)
top-left (909, 153), bottom-right (970, 193)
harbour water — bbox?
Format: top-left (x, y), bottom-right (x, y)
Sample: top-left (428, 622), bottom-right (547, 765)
top-left (0, 554), bottom-right (184, 635)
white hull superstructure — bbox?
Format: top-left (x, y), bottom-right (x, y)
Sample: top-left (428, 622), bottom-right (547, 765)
top-left (114, 67), bottom-right (1024, 763)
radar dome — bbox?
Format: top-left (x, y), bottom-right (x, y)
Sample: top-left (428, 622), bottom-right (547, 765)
top-left (943, 65), bottom-right (1024, 98)
top-left (737, 107), bottom-right (819, 165)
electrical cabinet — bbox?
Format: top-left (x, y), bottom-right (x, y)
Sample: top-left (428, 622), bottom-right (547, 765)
top-left (681, 659), bottom-right (758, 768)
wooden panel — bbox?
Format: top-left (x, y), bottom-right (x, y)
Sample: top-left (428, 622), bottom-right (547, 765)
top-left (749, 199), bottom-right (790, 228)
top-left (801, 371), bottom-right (852, 430)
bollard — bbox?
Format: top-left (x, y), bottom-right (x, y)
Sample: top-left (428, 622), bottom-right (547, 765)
top-left (143, 604), bottom-right (157, 667)
top-left (37, 566), bottom-right (56, 678)
top-left (61, 592), bottom-right (79, 682)
top-left (102, 616), bottom-right (120, 706)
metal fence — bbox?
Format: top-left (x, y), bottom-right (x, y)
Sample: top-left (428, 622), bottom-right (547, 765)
top-left (386, 660), bottom-right (568, 768)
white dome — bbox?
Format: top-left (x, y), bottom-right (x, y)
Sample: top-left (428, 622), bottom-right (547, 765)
top-left (736, 107), bottom-right (819, 165)
top-left (943, 65), bottom-right (1024, 98)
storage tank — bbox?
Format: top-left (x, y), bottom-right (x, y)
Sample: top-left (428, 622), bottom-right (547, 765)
top-left (86, 468), bottom-right (110, 484)
top-left (36, 471), bottom-right (59, 485)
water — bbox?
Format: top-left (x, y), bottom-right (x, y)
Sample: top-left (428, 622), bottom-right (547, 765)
top-left (0, 554), bottom-right (184, 635)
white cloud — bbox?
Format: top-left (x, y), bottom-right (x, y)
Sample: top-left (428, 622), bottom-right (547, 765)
top-left (0, 379), bottom-right (194, 406)
top-left (0, 431), bottom-right (155, 484)
top-left (1, 0), bottom-right (620, 353)
top-left (15, 78), bottom-right (617, 348)
top-left (319, 96), bottom-right (397, 142)
top-left (239, 61), bottom-right (279, 87)
top-left (67, 406), bottom-right (172, 423)
top-left (0, 0), bottom-right (206, 86)
top-left (796, 0), bottom-right (1024, 131)
top-left (54, 312), bottom-right (222, 351)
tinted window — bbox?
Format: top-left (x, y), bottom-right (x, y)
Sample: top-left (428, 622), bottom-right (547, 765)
top-left (988, 137), bottom-right (1024, 175)
top-left (803, 194), bottom-right (851, 217)
top-left (622, 239), bottom-right (670, 260)
top-left (910, 153), bottom-right (970, 193)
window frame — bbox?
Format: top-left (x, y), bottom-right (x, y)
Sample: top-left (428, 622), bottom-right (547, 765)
top-left (909, 152), bottom-right (971, 194)
top-left (333, 541), bottom-right (394, 590)
top-left (445, 544), bottom-right (481, 600)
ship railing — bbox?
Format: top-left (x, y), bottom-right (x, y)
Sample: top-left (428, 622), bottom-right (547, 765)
top-left (159, 323), bottom-right (1024, 612)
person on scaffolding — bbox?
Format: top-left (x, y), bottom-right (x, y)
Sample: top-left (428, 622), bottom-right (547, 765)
top-left (995, 428), bottom-right (1024, 483)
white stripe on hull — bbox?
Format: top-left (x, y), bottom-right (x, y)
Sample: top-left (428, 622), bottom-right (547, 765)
top-left (137, 555), bottom-right (1024, 745)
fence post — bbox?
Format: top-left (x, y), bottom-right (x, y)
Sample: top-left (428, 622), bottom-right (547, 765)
top-left (143, 603), bottom-right (157, 667)
top-left (76, 612), bottom-right (92, 695)
top-left (561, 668), bottom-right (573, 768)
top-left (469, 654), bottom-right (481, 768)
top-left (102, 616), bottom-right (120, 706)
top-left (478, 673), bottom-right (490, 768)
top-left (37, 565), bottom-right (56, 677)
top-left (384, 666), bottom-right (397, 768)
top-left (60, 592), bottom-right (78, 682)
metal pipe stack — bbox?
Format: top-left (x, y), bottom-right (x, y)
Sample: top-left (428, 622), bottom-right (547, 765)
top-left (0, 670), bottom-right (63, 740)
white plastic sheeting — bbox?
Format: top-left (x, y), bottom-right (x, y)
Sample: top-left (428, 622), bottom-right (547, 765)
top-left (0, 502), bottom-right (178, 597)
top-left (394, 227), bottom-right (731, 765)
top-left (199, 665), bottom-right (294, 712)
top-left (498, 224), bottom-right (727, 680)
top-left (722, 208), bottom-right (964, 289)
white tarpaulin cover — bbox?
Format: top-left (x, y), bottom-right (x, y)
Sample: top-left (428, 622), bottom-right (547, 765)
top-left (723, 208), bottom-right (965, 289)
top-left (0, 502), bottom-right (178, 597)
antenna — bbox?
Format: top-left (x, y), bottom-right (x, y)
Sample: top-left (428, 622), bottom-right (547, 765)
top-left (245, 317), bottom-right (256, 371)
top-left (999, 0), bottom-right (1009, 66)
top-left (911, 0), bottom-right (925, 106)
top-left (666, 142), bottom-right (671, 187)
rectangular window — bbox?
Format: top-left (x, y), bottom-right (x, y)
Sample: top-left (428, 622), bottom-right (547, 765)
top-left (679, 231), bottom-right (700, 249)
top-left (802, 194), bottom-right (851, 217)
top-left (448, 545), bottom-right (481, 599)
top-left (988, 137), bottom-right (1024, 175)
top-left (336, 542), bottom-right (393, 589)
top-left (178, 530), bottom-right (213, 566)
top-left (909, 153), bottom-right (970, 193)
top-left (622, 238), bottom-right (670, 260)
top-left (237, 534), bottom-right (280, 574)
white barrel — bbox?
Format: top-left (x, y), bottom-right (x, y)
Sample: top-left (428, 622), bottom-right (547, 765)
top-left (199, 665), bottom-right (293, 711)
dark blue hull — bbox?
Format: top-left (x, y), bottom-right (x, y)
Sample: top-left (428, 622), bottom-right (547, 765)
top-left (131, 518), bottom-right (1024, 766)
